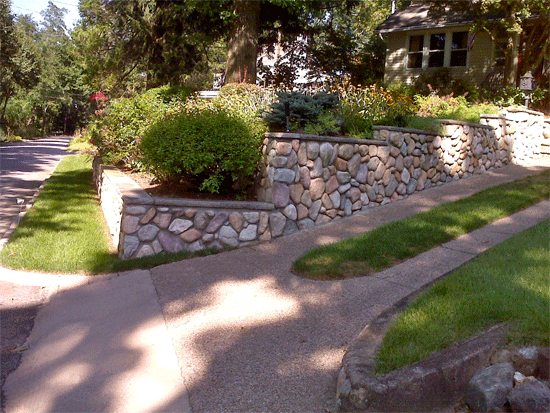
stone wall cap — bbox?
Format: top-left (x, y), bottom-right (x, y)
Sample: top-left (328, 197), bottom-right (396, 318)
top-left (151, 197), bottom-right (275, 210)
top-left (480, 114), bottom-right (505, 120)
top-left (436, 119), bottom-right (493, 129)
top-left (503, 106), bottom-right (544, 116)
top-left (372, 124), bottom-right (440, 136)
top-left (265, 132), bottom-right (387, 146)
top-left (123, 196), bottom-right (155, 205)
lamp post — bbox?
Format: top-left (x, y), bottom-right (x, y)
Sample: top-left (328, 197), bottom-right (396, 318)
top-left (519, 72), bottom-right (536, 108)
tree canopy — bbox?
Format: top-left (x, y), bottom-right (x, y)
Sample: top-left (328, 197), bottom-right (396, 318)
top-left (0, 0), bottom-right (40, 123)
top-left (425, 0), bottom-right (550, 87)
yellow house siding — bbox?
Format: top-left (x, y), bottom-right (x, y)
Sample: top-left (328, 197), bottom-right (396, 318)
top-left (382, 26), bottom-right (496, 86)
top-left (383, 32), bottom-right (409, 84)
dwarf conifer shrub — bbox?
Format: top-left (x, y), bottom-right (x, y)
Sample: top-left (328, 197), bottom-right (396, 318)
top-left (140, 109), bottom-right (264, 194)
top-left (264, 91), bottom-right (341, 134)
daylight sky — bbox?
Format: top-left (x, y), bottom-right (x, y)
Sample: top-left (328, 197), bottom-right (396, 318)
top-left (10, 0), bottom-right (80, 29)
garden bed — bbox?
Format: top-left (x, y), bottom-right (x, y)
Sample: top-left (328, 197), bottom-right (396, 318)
top-left (119, 167), bottom-right (258, 202)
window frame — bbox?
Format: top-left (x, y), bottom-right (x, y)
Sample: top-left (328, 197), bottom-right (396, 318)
top-left (428, 32), bottom-right (446, 68)
top-left (406, 29), bottom-right (470, 71)
top-left (450, 31), bottom-right (468, 67)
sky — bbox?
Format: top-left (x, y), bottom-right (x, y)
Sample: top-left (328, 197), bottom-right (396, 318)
top-left (10, 0), bottom-right (80, 29)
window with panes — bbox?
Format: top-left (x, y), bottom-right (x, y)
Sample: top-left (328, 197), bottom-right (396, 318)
top-left (407, 35), bottom-right (424, 68)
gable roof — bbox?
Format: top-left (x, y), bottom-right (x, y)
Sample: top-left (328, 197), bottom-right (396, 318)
top-left (375, 2), bottom-right (474, 34)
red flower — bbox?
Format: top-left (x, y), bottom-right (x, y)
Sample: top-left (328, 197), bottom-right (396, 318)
top-left (90, 92), bottom-right (107, 102)
top-left (90, 138), bottom-right (96, 145)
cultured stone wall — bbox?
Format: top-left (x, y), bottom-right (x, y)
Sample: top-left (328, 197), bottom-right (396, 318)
top-left (257, 120), bottom-right (511, 224)
top-left (94, 108), bottom-right (547, 259)
top-left (93, 162), bottom-right (278, 259)
top-left (500, 108), bottom-right (544, 163)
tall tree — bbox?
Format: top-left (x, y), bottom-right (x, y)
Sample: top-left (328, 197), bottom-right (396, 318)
top-left (74, 0), bottom-right (361, 91)
top-left (0, 0), bottom-right (40, 123)
top-left (224, 0), bottom-right (360, 84)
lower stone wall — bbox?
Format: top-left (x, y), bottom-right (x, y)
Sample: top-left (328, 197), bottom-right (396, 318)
top-left (93, 161), bottom-right (282, 259)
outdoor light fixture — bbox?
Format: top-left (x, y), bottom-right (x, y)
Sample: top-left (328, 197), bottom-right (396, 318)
top-left (284, 101), bottom-right (290, 132)
top-left (519, 72), bottom-right (536, 108)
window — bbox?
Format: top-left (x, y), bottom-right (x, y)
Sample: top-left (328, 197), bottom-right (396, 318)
top-left (407, 35), bottom-right (424, 68)
top-left (494, 28), bottom-right (507, 67)
top-left (428, 33), bottom-right (445, 67)
top-left (450, 32), bottom-right (468, 67)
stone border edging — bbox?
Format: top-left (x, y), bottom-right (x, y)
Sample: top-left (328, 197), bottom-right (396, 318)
top-left (337, 323), bottom-right (507, 412)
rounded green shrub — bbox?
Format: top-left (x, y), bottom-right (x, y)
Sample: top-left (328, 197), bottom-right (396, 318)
top-left (140, 109), bottom-right (264, 194)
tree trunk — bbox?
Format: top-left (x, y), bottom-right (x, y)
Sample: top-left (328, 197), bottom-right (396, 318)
top-left (0, 95), bottom-right (9, 124)
top-left (504, 32), bottom-right (520, 87)
top-left (225, 0), bottom-right (261, 84)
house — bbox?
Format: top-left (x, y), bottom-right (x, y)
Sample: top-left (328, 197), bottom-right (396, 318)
top-left (375, 2), bottom-right (506, 87)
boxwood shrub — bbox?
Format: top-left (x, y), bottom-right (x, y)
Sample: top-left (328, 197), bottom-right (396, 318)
top-left (139, 109), bottom-right (264, 194)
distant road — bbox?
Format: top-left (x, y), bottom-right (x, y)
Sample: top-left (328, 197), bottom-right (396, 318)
top-left (0, 136), bottom-right (71, 244)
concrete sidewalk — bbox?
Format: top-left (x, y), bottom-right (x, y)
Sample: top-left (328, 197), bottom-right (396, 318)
top-left (2, 162), bottom-right (549, 413)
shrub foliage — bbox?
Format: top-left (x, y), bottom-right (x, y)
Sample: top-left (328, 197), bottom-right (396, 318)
top-left (139, 109), bottom-right (264, 194)
top-left (264, 91), bottom-right (341, 135)
top-left (91, 86), bottom-right (192, 168)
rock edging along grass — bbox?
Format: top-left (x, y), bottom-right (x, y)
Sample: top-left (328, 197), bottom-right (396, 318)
top-left (94, 108), bottom-right (547, 259)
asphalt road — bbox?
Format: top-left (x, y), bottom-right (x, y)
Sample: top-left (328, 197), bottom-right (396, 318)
top-left (0, 137), bottom-right (71, 243)
top-left (0, 136), bottom-right (71, 412)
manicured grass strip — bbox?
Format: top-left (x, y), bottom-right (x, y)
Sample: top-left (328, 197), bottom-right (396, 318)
top-left (0, 155), bottom-right (119, 274)
top-left (375, 220), bottom-right (550, 375)
top-left (292, 170), bottom-right (549, 279)
top-left (0, 154), bottom-right (226, 274)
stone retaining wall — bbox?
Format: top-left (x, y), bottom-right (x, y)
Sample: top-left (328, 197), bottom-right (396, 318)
top-left (94, 108), bottom-right (546, 259)
top-left (93, 162), bottom-right (279, 259)
top-left (480, 108), bottom-right (545, 164)
top-left (257, 119), bottom-right (511, 224)
top-left (542, 119), bottom-right (550, 155)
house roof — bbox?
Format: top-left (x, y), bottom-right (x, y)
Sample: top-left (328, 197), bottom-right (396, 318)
top-left (375, 2), bottom-right (474, 34)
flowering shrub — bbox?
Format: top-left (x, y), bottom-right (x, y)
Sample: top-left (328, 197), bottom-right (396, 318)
top-left (336, 82), bottom-right (416, 138)
top-left (414, 95), bottom-right (498, 123)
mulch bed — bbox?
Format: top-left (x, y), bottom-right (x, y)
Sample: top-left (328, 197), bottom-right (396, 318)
top-left (120, 167), bottom-right (258, 202)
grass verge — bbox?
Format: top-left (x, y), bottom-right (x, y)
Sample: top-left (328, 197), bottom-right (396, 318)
top-left (375, 219), bottom-right (549, 375)
top-left (0, 155), bottom-right (118, 273)
top-left (0, 154), bottom-right (221, 274)
top-left (292, 170), bottom-right (549, 279)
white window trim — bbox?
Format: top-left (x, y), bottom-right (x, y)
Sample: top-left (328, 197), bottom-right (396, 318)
top-left (406, 30), bottom-right (469, 70)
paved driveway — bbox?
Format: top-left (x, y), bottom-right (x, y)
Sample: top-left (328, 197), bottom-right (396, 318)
top-left (0, 137), bottom-right (71, 244)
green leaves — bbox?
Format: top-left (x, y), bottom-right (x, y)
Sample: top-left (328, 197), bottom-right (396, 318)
top-left (140, 108), bottom-right (263, 195)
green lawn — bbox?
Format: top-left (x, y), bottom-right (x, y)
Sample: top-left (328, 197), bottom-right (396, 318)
top-left (0, 154), bottom-right (219, 274)
top-left (292, 170), bottom-right (549, 279)
top-left (0, 155), bottom-right (118, 273)
top-left (375, 219), bottom-right (550, 375)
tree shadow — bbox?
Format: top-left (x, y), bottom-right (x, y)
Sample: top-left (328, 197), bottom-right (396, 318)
top-left (2, 273), bottom-right (191, 413)
top-left (148, 244), bottom-right (409, 413)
